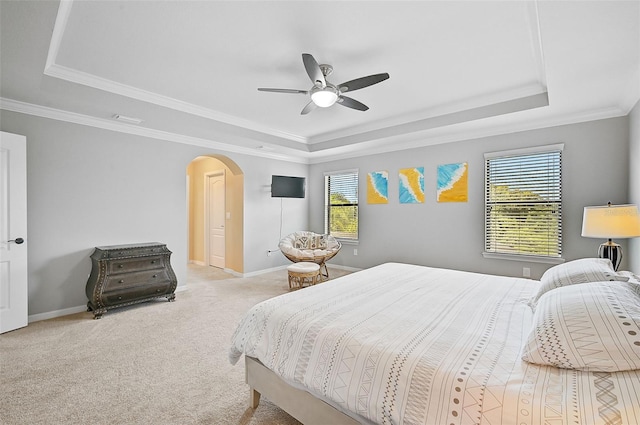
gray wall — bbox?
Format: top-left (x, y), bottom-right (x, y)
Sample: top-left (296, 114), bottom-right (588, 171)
top-left (0, 109), bottom-right (635, 318)
top-left (310, 117), bottom-right (631, 279)
top-left (0, 111), bottom-right (307, 317)
top-left (630, 100), bottom-right (640, 272)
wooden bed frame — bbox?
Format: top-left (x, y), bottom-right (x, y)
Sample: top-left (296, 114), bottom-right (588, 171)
top-left (246, 356), bottom-right (362, 425)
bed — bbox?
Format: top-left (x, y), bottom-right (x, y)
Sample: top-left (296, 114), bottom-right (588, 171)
top-left (229, 261), bottom-right (640, 424)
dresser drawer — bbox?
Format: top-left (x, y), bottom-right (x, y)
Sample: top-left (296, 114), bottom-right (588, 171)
top-left (107, 255), bottom-right (166, 274)
top-left (103, 282), bottom-right (171, 305)
top-left (96, 244), bottom-right (168, 259)
top-left (104, 269), bottom-right (170, 291)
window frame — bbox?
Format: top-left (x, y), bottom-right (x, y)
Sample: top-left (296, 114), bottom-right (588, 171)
top-left (483, 144), bottom-right (564, 264)
top-left (324, 169), bottom-right (359, 243)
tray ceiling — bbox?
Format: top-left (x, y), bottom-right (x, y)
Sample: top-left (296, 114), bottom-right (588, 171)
top-left (1, 1), bottom-right (638, 162)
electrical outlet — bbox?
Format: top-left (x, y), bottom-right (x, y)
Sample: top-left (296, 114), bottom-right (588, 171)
top-left (353, 248), bottom-right (358, 256)
top-left (523, 267), bottom-right (531, 278)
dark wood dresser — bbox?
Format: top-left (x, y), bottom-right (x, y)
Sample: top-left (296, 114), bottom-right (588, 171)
top-left (85, 242), bottom-right (177, 319)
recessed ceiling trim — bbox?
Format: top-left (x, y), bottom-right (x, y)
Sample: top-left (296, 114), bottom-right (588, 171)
top-left (527, 0), bottom-right (548, 89)
top-left (0, 97), bottom-right (309, 164)
top-left (44, 0), bottom-right (73, 73)
top-left (43, 63), bottom-right (309, 145)
top-left (307, 105), bottom-right (628, 165)
top-left (309, 92), bottom-right (550, 152)
top-left (44, 0), bottom-right (308, 146)
top-left (308, 83), bottom-right (548, 145)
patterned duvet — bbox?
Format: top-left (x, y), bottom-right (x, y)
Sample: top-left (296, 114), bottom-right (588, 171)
top-left (229, 263), bottom-right (640, 424)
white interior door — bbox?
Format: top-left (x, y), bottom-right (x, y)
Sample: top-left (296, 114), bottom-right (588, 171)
top-left (207, 171), bottom-right (225, 268)
top-left (0, 132), bottom-right (28, 333)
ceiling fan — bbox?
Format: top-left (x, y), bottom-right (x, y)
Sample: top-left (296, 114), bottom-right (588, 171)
top-left (258, 53), bottom-right (390, 115)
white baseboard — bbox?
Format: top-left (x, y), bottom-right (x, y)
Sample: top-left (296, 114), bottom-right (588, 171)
top-left (240, 264), bottom-right (289, 278)
top-left (223, 267), bottom-right (244, 277)
top-left (28, 285), bottom-right (189, 323)
top-left (28, 305), bottom-right (88, 323)
top-left (239, 263), bottom-right (361, 278)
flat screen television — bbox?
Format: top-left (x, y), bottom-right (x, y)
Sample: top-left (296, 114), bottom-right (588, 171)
top-left (271, 175), bottom-right (306, 198)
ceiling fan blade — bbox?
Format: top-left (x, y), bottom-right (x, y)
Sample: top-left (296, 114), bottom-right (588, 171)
top-left (337, 96), bottom-right (369, 111)
top-left (258, 88), bottom-right (308, 94)
top-left (301, 101), bottom-right (317, 115)
top-left (338, 73), bottom-right (390, 93)
top-left (302, 53), bottom-right (326, 88)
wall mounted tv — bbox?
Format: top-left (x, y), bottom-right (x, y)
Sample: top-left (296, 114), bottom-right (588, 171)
top-left (271, 175), bottom-right (306, 198)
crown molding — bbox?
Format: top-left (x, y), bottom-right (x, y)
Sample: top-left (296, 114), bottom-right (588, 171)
top-left (0, 97), bottom-right (309, 164)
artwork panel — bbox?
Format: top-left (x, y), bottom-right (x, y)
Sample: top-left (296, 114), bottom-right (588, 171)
top-left (367, 171), bottom-right (389, 204)
top-left (399, 167), bottom-right (424, 204)
top-left (437, 163), bottom-right (468, 203)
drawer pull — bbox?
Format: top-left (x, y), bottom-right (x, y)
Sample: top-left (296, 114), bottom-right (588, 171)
top-left (118, 264), bottom-right (124, 268)
top-left (151, 260), bottom-right (156, 264)
top-left (152, 274), bottom-right (157, 278)
top-left (118, 296), bottom-right (122, 300)
top-left (119, 279), bottom-right (124, 283)
top-left (156, 289), bottom-right (161, 292)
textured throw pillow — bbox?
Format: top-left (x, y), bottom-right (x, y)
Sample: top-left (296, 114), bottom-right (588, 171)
top-left (530, 258), bottom-right (628, 306)
top-left (294, 235), bottom-right (310, 249)
top-left (313, 234), bottom-right (328, 249)
top-left (521, 281), bottom-right (640, 372)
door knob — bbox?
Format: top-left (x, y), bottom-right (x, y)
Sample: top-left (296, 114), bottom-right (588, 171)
top-left (8, 237), bottom-right (24, 244)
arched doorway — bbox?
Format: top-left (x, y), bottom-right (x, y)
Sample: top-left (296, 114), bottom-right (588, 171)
top-left (186, 155), bottom-right (244, 274)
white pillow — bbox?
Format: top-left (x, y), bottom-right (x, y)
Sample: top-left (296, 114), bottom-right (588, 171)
top-left (522, 281), bottom-right (640, 372)
top-left (530, 258), bottom-right (628, 306)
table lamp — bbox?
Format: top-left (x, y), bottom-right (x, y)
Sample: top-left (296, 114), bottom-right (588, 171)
top-left (581, 202), bottom-right (640, 270)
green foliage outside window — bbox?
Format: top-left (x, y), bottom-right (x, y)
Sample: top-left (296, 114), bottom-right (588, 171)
top-left (328, 193), bottom-right (358, 239)
top-left (486, 185), bottom-right (561, 257)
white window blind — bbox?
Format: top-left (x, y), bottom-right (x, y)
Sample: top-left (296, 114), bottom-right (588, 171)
top-left (324, 170), bottom-right (358, 241)
top-left (485, 145), bottom-right (563, 259)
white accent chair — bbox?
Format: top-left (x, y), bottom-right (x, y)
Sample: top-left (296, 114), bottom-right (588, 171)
top-left (279, 231), bottom-right (342, 281)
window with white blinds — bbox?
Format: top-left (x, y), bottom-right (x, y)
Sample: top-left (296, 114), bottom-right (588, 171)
top-left (324, 170), bottom-right (358, 241)
top-left (484, 144), bottom-right (563, 260)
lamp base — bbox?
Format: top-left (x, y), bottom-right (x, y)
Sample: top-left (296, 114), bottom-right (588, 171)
top-left (598, 240), bottom-right (622, 271)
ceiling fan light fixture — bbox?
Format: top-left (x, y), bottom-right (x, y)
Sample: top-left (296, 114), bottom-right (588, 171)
top-left (257, 53), bottom-right (389, 114)
top-left (311, 86), bottom-right (338, 107)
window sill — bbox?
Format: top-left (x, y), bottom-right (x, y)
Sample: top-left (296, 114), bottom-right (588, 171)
top-left (337, 239), bottom-right (359, 246)
top-left (482, 252), bottom-right (565, 265)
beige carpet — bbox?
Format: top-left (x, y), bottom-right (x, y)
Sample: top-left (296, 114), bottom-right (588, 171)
top-left (0, 265), bottom-right (351, 425)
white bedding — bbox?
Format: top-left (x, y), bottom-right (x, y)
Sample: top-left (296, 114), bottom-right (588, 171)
top-left (230, 263), bottom-right (640, 424)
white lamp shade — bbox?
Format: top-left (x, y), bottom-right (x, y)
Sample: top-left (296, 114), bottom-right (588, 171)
top-left (581, 204), bottom-right (640, 238)
top-left (311, 88), bottom-right (338, 107)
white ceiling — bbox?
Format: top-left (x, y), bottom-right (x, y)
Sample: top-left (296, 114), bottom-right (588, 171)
top-left (1, 1), bottom-right (639, 163)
